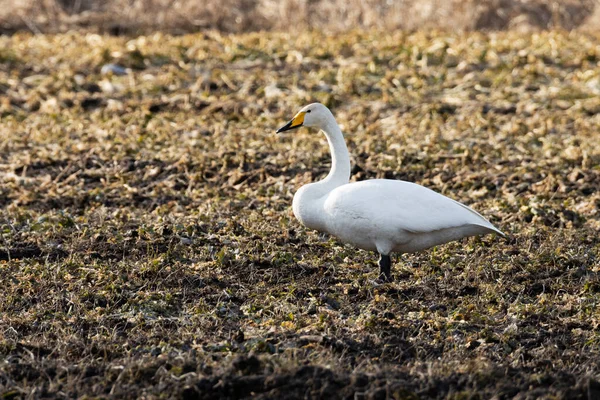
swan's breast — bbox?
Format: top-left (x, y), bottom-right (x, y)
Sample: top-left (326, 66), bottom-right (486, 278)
top-left (292, 185), bottom-right (328, 232)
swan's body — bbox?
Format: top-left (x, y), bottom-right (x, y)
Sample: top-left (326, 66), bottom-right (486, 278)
top-left (295, 179), bottom-right (502, 254)
top-left (277, 103), bottom-right (504, 281)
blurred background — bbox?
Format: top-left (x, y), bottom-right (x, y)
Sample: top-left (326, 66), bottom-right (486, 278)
top-left (1, 0), bottom-right (599, 35)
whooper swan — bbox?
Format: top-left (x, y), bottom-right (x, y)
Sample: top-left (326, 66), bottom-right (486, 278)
top-left (277, 103), bottom-right (504, 282)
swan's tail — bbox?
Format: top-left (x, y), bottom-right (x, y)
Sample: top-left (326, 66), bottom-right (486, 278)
top-left (450, 198), bottom-right (506, 238)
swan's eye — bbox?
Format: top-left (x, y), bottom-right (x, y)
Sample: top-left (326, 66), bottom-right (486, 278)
top-left (306, 110), bottom-right (311, 113)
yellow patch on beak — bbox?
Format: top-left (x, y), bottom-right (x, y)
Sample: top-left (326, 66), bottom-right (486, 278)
top-left (276, 111), bottom-right (306, 133)
top-left (290, 111), bottom-right (305, 128)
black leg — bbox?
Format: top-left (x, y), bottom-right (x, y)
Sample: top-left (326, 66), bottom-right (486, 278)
top-left (378, 253), bottom-right (392, 282)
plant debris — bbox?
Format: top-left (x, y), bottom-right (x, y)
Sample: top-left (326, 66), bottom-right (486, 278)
top-left (1, 30), bottom-right (600, 398)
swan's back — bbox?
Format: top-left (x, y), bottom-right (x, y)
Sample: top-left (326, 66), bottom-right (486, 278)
top-left (322, 179), bottom-right (503, 254)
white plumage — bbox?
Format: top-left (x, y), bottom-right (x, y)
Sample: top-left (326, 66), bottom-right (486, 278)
top-left (277, 103), bottom-right (504, 282)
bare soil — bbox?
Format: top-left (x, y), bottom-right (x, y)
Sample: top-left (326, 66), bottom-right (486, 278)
top-left (1, 30), bottom-right (600, 399)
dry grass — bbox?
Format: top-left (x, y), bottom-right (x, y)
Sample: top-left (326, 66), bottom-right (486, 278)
top-left (1, 0), bottom-right (600, 34)
top-left (1, 29), bottom-right (600, 398)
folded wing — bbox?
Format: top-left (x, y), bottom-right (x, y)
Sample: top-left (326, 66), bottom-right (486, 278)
top-left (323, 179), bottom-right (504, 237)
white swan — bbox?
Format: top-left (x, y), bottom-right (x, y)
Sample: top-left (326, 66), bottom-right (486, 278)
top-left (277, 103), bottom-right (505, 282)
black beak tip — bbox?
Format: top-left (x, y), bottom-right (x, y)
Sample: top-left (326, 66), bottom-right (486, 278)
top-left (276, 120), bottom-right (296, 134)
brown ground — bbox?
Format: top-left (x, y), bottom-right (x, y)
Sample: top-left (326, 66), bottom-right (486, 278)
top-left (1, 30), bottom-right (600, 399)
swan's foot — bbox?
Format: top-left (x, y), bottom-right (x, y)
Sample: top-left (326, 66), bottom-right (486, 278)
top-left (378, 254), bottom-right (393, 282)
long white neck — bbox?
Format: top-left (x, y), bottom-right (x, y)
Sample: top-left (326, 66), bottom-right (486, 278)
top-left (319, 117), bottom-right (351, 189)
top-left (292, 114), bottom-right (351, 231)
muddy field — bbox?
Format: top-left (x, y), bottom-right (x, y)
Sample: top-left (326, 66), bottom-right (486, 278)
top-left (1, 31), bottom-right (600, 399)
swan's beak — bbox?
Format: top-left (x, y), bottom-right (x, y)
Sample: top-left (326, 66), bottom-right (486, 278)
top-left (276, 111), bottom-right (305, 133)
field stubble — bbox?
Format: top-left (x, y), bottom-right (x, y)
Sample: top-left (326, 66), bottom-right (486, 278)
top-left (0, 30), bottom-right (600, 398)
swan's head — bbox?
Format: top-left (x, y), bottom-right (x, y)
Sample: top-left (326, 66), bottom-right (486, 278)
top-left (276, 103), bottom-right (332, 133)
